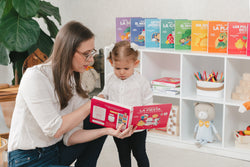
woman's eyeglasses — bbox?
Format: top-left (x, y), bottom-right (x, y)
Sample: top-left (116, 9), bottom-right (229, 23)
top-left (76, 49), bottom-right (97, 61)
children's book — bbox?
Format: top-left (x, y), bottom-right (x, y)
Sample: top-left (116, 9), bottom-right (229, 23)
top-left (131, 18), bottom-right (145, 46)
top-left (208, 21), bottom-right (228, 53)
top-left (228, 22), bottom-right (248, 55)
top-left (174, 20), bottom-right (192, 50)
top-left (191, 20), bottom-right (208, 52)
top-left (90, 96), bottom-right (172, 130)
top-left (160, 19), bottom-right (175, 49)
top-left (247, 23), bottom-right (250, 56)
top-left (145, 18), bottom-right (160, 48)
top-left (151, 77), bottom-right (180, 88)
top-left (155, 105), bottom-right (179, 136)
top-left (152, 85), bottom-right (180, 92)
top-left (116, 17), bottom-right (131, 42)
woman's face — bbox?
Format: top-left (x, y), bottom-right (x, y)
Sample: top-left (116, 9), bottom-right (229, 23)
top-left (71, 37), bottom-right (95, 73)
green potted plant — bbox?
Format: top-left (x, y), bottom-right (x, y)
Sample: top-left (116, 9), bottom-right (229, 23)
top-left (0, 0), bottom-right (61, 84)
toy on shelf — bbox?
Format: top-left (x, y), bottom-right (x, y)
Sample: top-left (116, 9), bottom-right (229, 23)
top-left (236, 101), bottom-right (250, 148)
top-left (194, 102), bottom-right (222, 148)
top-left (234, 125), bottom-right (250, 149)
top-left (239, 101), bottom-right (250, 113)
top-left (232, 73), bottom-right (250, 101)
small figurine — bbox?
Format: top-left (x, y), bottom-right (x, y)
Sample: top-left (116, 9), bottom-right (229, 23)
top-left (194, 102), bottom-right (222, 148)
top-left (239, 101), bottom-right (250, 113)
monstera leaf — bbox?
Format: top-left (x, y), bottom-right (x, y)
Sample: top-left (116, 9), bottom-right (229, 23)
top-left (12, 0), bottom-right (40, 18)
top-left (0, 0), bottom-right (61, 84)
top-left (0, 9), bottom-right (40, 52)
top-left (0, 43), bottom-right (8, 65)
top-left (28, 29), bottom-right (54, 56)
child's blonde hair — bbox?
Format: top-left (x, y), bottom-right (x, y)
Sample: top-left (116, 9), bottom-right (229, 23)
top-left (108, 41), bottom-right (139, 62)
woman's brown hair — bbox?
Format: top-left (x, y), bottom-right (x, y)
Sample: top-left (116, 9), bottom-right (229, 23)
top-left (48, 21), bottom-right (93, 110)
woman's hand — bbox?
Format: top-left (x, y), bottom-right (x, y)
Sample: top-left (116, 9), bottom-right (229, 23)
top-left (107, 124), bottom-right (136, 139)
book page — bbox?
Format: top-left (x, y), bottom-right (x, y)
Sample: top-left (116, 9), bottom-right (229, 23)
top-left (90, 96), bottom-right (132, 129)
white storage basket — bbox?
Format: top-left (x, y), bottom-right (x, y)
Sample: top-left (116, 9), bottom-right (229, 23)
top-left (196, 81), bottom-right (224, 98)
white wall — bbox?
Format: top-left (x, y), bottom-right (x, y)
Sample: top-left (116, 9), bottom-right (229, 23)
top-left (1, 0), bottom-right (250, 83)
top-left (50, 0), bottom-right (250, 49)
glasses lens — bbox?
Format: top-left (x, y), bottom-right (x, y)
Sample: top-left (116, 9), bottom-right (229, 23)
top-left (91, 49), bottom-right (97, 56)
top-left (86, 49), bottom-right (97, 60)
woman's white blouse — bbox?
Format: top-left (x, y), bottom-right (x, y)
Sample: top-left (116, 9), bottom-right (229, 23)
top-left (8, 63), bottom-right (88, 151)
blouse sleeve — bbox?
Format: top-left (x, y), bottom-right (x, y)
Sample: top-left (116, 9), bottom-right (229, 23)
top-left (20, 68), bottom-right (62, 138)
top-left (63, 95), bottom-right (89, 146)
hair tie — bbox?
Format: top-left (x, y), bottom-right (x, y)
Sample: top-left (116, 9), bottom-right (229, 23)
top-left (130, 43), bottom-right (138, 51)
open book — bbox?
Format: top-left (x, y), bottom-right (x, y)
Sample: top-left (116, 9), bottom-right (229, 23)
top-left (90, 96), bottom-right (172, 130)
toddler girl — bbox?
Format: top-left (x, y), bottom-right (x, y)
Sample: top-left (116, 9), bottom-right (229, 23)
top-left (99, 40), bottom-right (153, 167)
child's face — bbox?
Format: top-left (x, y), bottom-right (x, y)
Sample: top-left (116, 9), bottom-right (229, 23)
top-left (111, 59), bottom-right (139, 80)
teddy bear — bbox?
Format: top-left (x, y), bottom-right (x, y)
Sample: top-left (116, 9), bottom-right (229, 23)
top-left (194, 102), bottom-right (222, 148)
top-left (81, 57), bottom-right (100, 93)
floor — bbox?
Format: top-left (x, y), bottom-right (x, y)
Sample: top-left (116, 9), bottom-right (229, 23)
top-left (97, 136), bottom-right (250, 167)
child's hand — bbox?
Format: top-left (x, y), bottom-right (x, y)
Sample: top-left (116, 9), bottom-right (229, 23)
top-left (97, 94), bottom-right (105, 99)
top-left (117, 124), bottom-right (136, 139)
top-left (107, 124), bottom-right (135, 139)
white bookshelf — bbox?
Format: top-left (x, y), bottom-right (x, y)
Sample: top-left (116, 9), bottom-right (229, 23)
top-left (104, 47), bottom-right (250, 161)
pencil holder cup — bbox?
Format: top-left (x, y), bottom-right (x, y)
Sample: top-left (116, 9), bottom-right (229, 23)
top-left (196, 81), bottom-right (224, 98)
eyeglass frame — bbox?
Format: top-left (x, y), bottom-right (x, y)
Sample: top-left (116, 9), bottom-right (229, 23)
top-left (76, 49), bottom-right (97, 61)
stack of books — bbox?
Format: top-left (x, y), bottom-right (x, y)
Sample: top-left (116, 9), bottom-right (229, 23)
top-left (151, 77), bottom-right (180, 96)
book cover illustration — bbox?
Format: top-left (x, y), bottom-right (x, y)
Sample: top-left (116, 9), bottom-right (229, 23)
top-left (191, 20), bottom-right (208, 52)
top-left (131, 103), bottom-right (172, 130)
top-left (208, 21), bottom-right (228, 53)
top-left (145, 18), bottom-right (160, 48)
top-left (228, 22), bottom-right (247, 55)
top-left (151, 77), bottom-right (180, 87)
top-left (90, 96), bottom-right (172, 130)
top-left (116, 17), bottom-right (131, 42)
top-left (160, 19), bottom-right (175, 49)
top-left (131, 18), bottom-right (145, 46)
top-left (174, 20), bottom-right (192, 50)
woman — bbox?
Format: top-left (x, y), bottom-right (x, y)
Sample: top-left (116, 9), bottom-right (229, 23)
top-left (8, 21), bottom-right (135, 167)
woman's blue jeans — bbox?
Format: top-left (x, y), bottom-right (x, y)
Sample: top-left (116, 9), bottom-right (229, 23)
top-left (8, 115), bottom-right (107, 167)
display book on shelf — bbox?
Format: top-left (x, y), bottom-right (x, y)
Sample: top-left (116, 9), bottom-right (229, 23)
top-left (90, 96), bottom-right (172, 130)
top-left (151, 77), bottom-right (180, 95)
top-left (123, 49), bottom-right (250, 161)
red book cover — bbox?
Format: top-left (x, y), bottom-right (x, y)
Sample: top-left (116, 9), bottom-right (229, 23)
top-left (228, 22), bottom-right (247, 55)
top-left (132, 103), bottom-right (172, 130)
top-left (90, 96), bottom-right (172, 130)
top-left (151, 77), bottom-right (180, 87)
